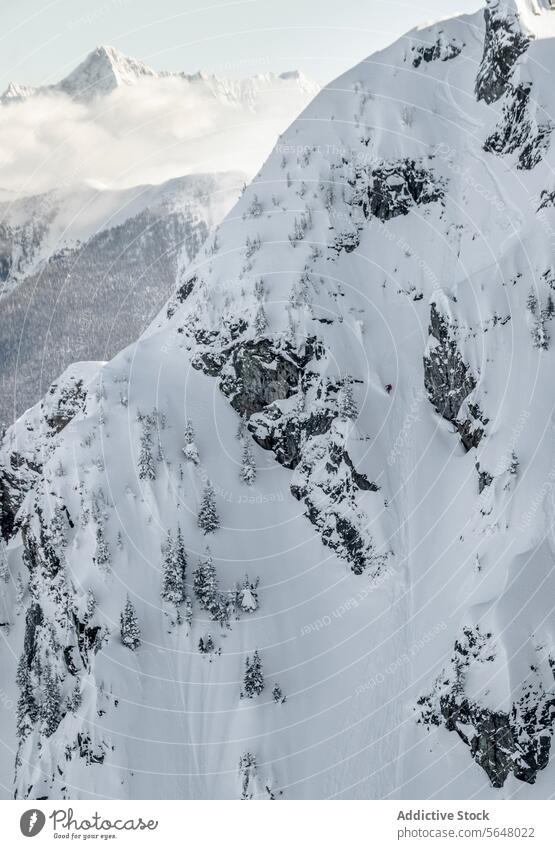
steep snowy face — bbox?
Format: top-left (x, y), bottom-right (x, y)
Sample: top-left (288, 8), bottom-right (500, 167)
top-left (3, 1), bottom-right (555, 801)
top-left (55, 46), bottom-right (158, 101)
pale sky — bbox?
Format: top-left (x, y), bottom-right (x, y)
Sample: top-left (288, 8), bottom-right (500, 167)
top-left (0, 0), bottom-right (483, 91)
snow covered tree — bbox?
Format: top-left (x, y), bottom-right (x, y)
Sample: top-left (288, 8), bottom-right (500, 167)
top-left (272, 683), bottom-right (285, 703)
top-left (338, 379), bottom-right (358, 420)
top-left (193, 550), bottom-right (218, 613)
top-left (239, 752), bottom-right (257, 799)
top-left (161, 528), bottom-right (187, 610)
top-left (240, 440), bottom-right (256, 486)
top-left (247, 194), bottom-right (263, 218)
top-left (16, 658), bottom-right (36, 740)
top-left (40, 662), bottom-right (61, 737)
top-left (183, 419), bottom-right (200, 464)
top-left (197, 481), bottom-right (220, 534)
top-left (242, 650), bottom-right (264, 698)
top-left (509, 451), bottom-right (520, 475)
top-left (120, 597), bottom-right (141, 651)
top-left (198, 634), bottom-right (215, 654)
top-left (49, 504), bottom-right (68, 548)
top-left (254, 304), bottom-right (268, 335)
top-left (85, 587), bottom-right (97, 621)
top-left (95, 525), bottom-right (111, 571)
top-left (532, 314), bottom-right (550, 350)
top-left (138, 420), bottom-right (156, 480)
top-left (67, 682), bottom-right (83, 713)
top-left (237, 575), bottom-right (260, 613)
top-left (0, 542), bottom-right (8, 583)
top-left (527, 289), bottom-right (539, 314)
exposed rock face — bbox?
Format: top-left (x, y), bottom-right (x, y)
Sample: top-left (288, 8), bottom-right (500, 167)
top-left (15, 509), bottom-right (109, 798)
top-left (423, 304), bottom-right (485, 450)
top-left (351, 158), bottom-right (445, 223)
top-left (411, 35), bottom-right (464, 68)
top-left (193, 329), bottom-right (381, 574)
top-left (418, 627), bottom-right (555, 787)
top-left (193, 337), bottom-right (320, 417)
top-left (484, 82), bottom-right (552, 169)
top-left (0, 363), bottom-right (99, 541)
top-left (475, 0), bottom-right (531, 104)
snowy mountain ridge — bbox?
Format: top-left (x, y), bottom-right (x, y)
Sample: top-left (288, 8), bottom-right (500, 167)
top-left (1, 44), bottom-right (319, 106)
top-left (2, 0), bottom-right (555, 800)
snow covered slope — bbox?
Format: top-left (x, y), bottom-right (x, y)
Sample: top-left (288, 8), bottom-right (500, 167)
top-left (2, 0), bottom-right (555, 800)
top-left (0, 172), bottom-right (243, 426)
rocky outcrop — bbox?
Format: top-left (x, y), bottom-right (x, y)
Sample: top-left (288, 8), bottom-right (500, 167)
top-left (484, 82), bottom-right (552, 170)
top-left (0, 363), bottom-right (98, 542)
top-left (423, 304), bottom-right (485, 450)
top-left (193, 328), bottom-right (382, 573)
top-left (193, 336), bottom-right (323, 417)
top-left (418, 626), bottom-right (555, 787)
top-left (475, 0), bottom-right (531, 104)
top-left (411, 34), bottom-right (464, 68)
top-left (351, 158), bottom-right (445, 223)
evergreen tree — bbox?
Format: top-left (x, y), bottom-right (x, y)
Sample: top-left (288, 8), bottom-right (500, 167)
top-left (67, 682), bottom-right (83, 713)
top-left (120, 597), bottom-right (141, 651)
top-left (161, 529), bottom-right (187, 609)
top-left (254, 304), bottom-right (268, 335)
top-left (85, 588), bottom-right (97, 621)
top-left (242, 650), bottom-right (264, 698)
top-left (546, 294), bottom-right (555, 319)
top-left (138, 421), bottom-right (156, 480)
top-left (0, 541), bottom-right (8, 583)
top-left (239, 752), bottom-right (257, 799)
top-left (49, 504), bottom-right (67, 548)
top-left (95, 525), bottom-right (111, 571)
top-left (40, 662), bottom-right (61, 737)
top-left (198, 634), bottom-right (214, 654)
top-left (240, 440), bottom-right (256, 486)
top-left (338, 379), bottom-right (358, 420)
top-left (532, 314), bottom-right (550, 350)
top-left (272, 683), bottom-right (285, 703)
top-left (527, 289), bottom-right (539, 314)
top-left (193, 550), bottom-right (218, 613)
top-left (238, 575), bottom-right (259, 612)
top-left (16, 656), bottom-right (37, 739)
top-left (183, 419), bottom-right (200, 464)
top-left (197, 481), bottom-right (220, 534)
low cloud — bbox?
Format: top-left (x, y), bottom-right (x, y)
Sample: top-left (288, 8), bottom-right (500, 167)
top-left (0, 75), bottom-right (315, 194)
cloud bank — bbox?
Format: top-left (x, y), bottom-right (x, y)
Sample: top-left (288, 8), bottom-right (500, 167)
top-left (0, 75), bottom-right (316, 194)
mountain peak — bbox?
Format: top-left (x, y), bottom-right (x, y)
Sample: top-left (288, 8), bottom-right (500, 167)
top-left (56, 44), bottom-right (157, 100)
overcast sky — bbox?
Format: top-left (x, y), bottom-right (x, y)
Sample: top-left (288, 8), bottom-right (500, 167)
top-left (1, 0), bottom-right (483, 91)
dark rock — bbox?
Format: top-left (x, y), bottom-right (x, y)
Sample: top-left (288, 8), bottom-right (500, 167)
top-left (484, 83), bottom-right (552, 170)
top-left (419, 626), bottom-right (555, 787)
top-left (412, 36), bottom-right (464, 68)
top-left (475, 3), bottom-right (530, 104)
top-left (353, 159), bottom-right (445, 222)
top-left (424, 303), bottom-right (484, 450)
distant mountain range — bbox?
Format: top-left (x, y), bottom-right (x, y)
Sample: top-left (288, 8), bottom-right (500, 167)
top-left (0, 47), bottom-right (319, 425)
top-left (0, 44), bottom-right (318, 106)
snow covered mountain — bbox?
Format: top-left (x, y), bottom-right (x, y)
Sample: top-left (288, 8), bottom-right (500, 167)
top-left (0, 172), bottom-right (243, 427)
top-left (2, 0), bottom-right (555, 800)
top-left (0, 44), bottom-right (318, 107)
